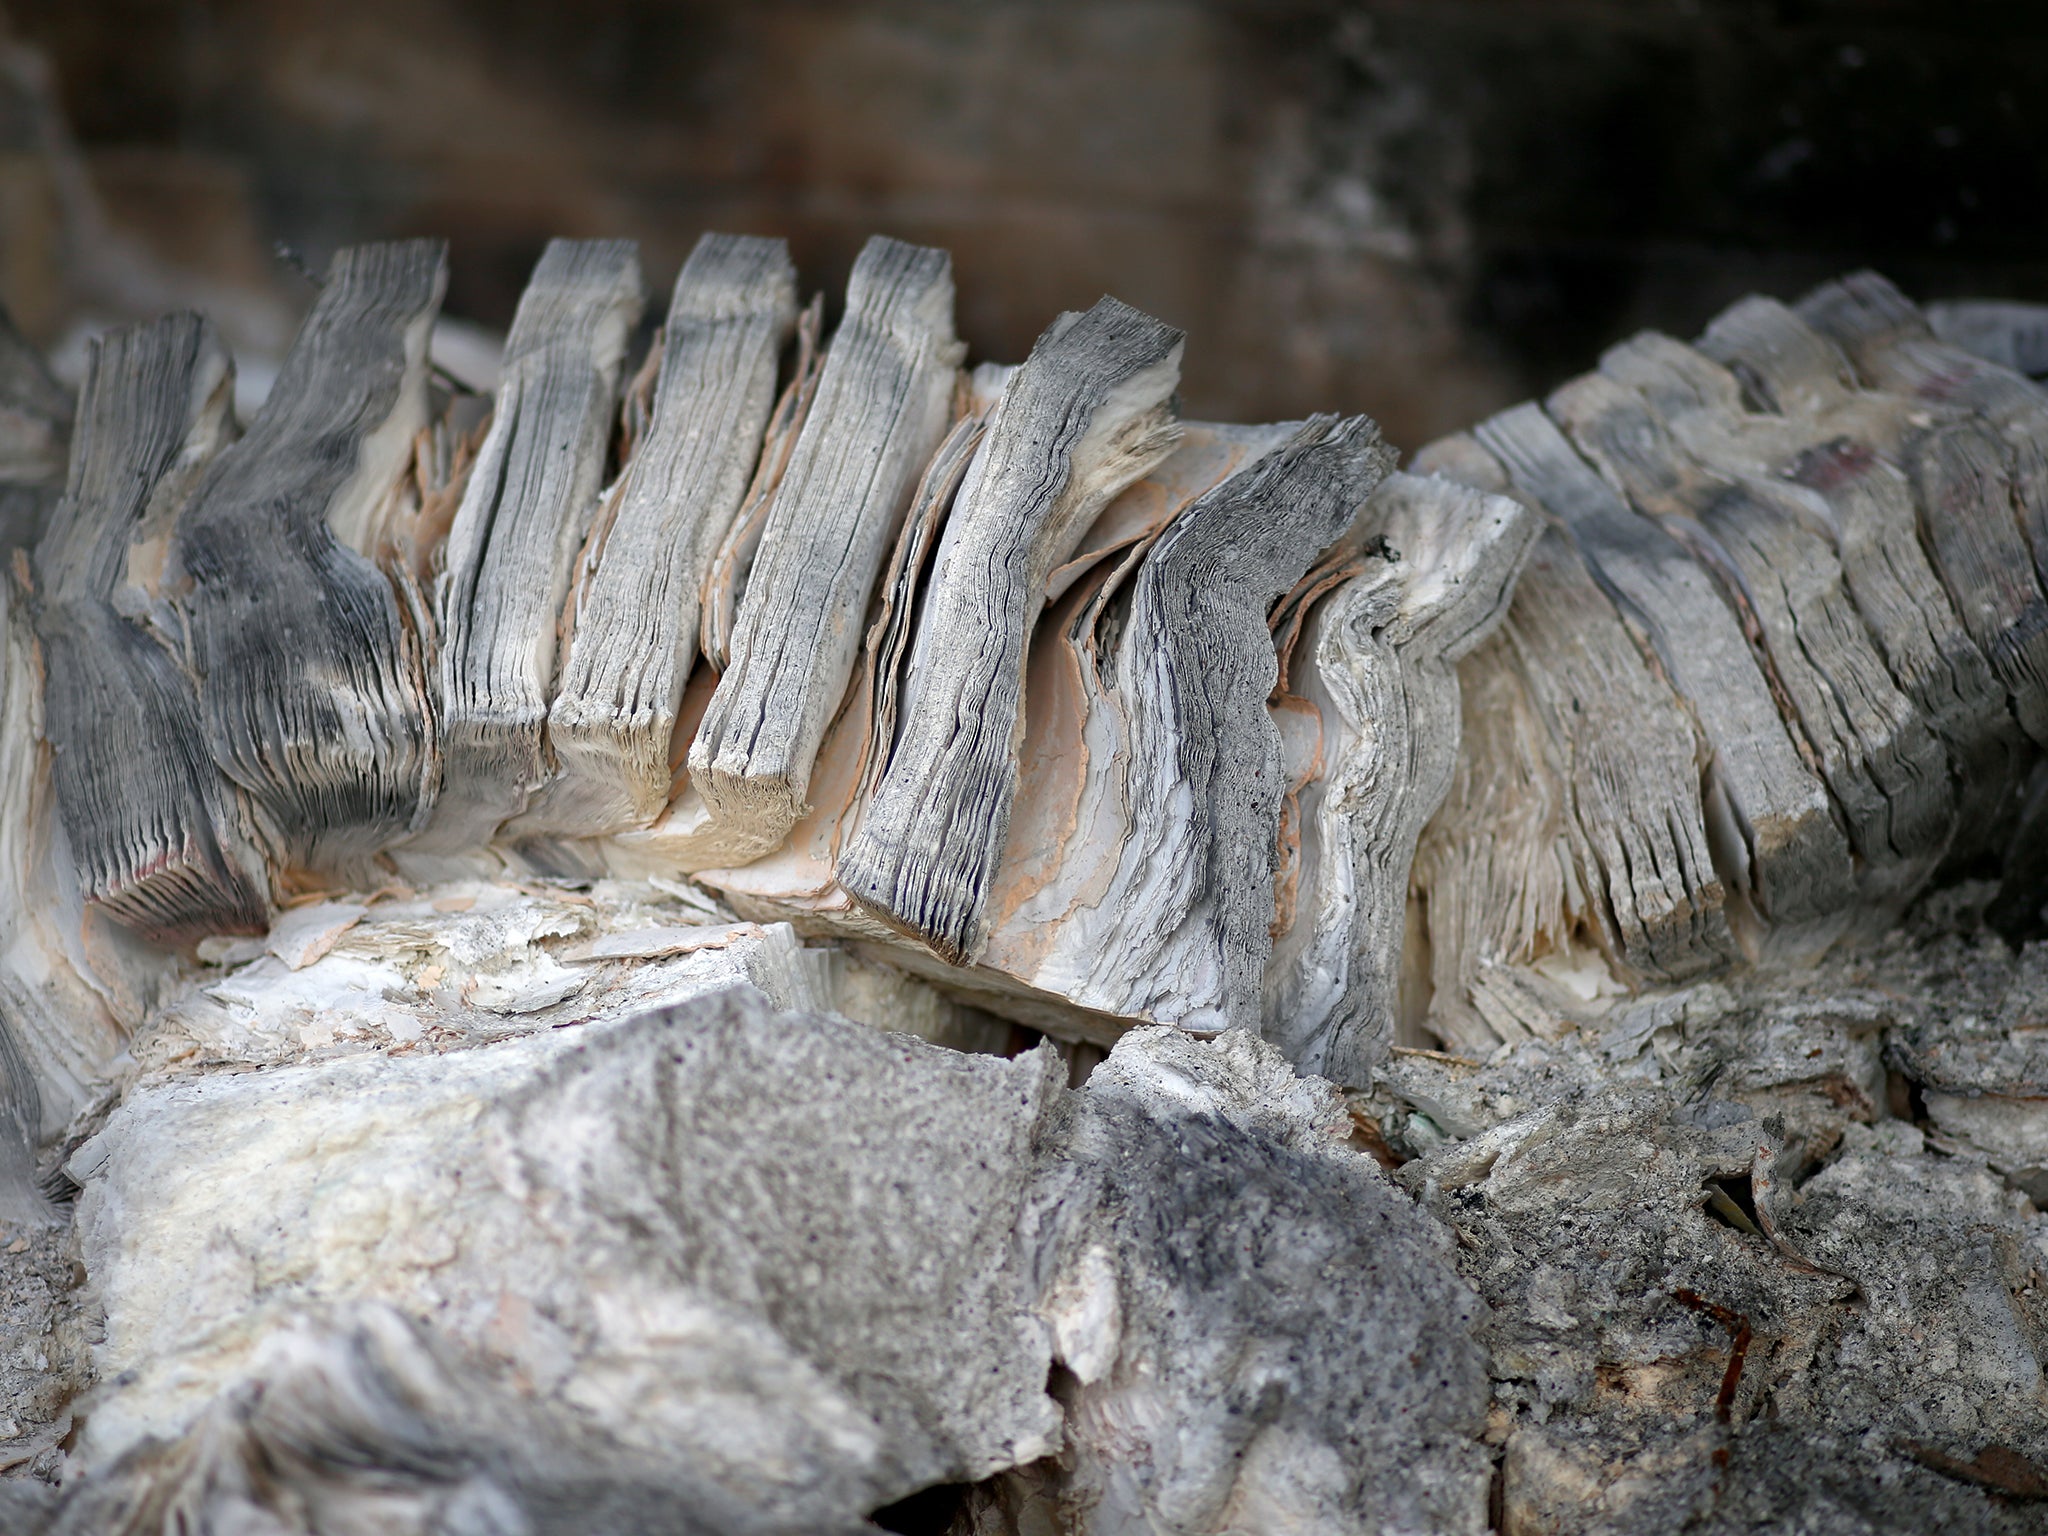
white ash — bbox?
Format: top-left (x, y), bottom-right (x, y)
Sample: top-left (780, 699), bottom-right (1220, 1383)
top-left (33, 994), bottom-right (1490, 1535)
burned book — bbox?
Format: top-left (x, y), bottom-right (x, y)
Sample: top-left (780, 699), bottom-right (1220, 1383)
top-left (1614, 316), bottom-right (2024, 858)
top-left (1473, 400), bottom-right (1856, 948)
top-left (837, 294), bottom-right (1185, 962)
top-left (1548, 367), bottom-right (1951, 911)
top-left (32, 313), bottom-right (267, 942)
top-left (1261, 466), bottom-right (1538, 1080)
top-left (170, 240), bottom-right (447, 869)
top-left (1013, 413), bottom-right (1398, 1037)
top-left (1410, 431), bottom-right (1737, 1050)
top-left (1803, 270), bottom-right (2048, 599)
top-left (1781, 274), bottom-right (2048, 749)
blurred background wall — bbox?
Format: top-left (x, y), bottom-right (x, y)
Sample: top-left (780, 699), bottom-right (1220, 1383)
top-left (2, 0), bottom-right (2044, 451)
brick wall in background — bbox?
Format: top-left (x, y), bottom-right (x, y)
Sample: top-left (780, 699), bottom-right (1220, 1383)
top-left (4, 0), bottom-right (2046, 452)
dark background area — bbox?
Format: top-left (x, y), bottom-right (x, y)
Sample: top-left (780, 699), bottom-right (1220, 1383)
top-left (3, 0), bottom-right (2045, 450)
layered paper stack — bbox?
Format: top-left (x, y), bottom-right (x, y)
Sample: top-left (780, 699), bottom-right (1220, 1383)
top-left (20, 238), bottom-right (2048, 1095)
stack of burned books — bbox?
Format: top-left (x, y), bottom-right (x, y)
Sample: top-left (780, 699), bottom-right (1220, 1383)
top-left (22, 232), bottom-right (1533, 1082)
top-left (31, 233), bottom-right (2042, 1082)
